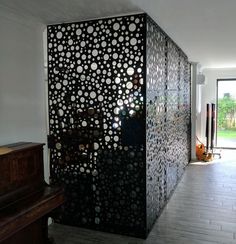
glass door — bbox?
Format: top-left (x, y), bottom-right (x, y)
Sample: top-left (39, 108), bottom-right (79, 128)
top-left (217, 79), bottom-right (236, 148)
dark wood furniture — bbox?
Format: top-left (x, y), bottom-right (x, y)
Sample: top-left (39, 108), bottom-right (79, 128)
top-left (0, 142), bottom-right (64, 244)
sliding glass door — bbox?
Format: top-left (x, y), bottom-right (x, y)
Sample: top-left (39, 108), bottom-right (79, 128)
top-left (217, 79), bottom-right (236, 148)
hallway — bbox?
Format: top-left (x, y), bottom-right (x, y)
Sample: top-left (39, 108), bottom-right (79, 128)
top-left (49, 153), bottom-right (236, 244)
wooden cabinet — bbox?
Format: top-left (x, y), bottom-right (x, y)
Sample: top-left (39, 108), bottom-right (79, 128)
top-left (0, 142), bottom-right (64, 244)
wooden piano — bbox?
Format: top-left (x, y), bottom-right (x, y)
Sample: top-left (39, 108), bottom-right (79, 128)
top-left (0, 142), bottom-right (64, 244)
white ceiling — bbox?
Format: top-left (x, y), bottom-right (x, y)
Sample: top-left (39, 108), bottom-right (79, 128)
top-left (1, 0), bottom-right (236, 69)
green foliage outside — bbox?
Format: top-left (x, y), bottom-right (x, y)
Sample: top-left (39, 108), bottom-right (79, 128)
top-left (218, 95), bottom-right (236, 130)
top-left (218, 129), bottom-right (236, 139)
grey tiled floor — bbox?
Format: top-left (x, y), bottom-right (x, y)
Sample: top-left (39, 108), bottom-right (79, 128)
top-left (49, 150), bottom-right (236, 243)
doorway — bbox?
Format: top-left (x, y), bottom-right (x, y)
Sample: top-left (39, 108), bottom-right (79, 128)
top-left (217, 79), bottom-right (236, 148)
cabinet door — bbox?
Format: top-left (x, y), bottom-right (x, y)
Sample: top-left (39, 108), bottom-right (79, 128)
top-left (0, 156), bottom-right (11, 195)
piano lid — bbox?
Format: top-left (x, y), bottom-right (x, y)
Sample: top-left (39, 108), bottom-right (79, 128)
top-left (0, 147), bottom-right (13, 156)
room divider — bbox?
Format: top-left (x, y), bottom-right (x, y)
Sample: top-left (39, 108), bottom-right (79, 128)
top-left (47, 13), bottom-right (191, 238)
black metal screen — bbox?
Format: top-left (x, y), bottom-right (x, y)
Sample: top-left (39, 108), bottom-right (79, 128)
top-left (48, 14), bottom-right (147, 237)
top-left (146, 16), bottom-right (191, 232)
top-left (47, 13), bottom-right (191, 238)
top-left (146, 17), bottom-right (167, 231)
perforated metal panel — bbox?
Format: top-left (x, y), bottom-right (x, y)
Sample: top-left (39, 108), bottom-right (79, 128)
top-left (146, 16), bottom-right (191, 231)
top-left (48, 14), bottom-right (147, 237)
top-left (47, 13), bottom-right (191, 238)
top-left (146, 17), bottom-right (167, 231)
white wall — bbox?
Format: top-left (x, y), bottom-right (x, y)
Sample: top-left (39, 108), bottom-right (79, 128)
top-left (0, 10), bottom-right (49, 181)
top-left (199, 68), bottom-right (236, 144)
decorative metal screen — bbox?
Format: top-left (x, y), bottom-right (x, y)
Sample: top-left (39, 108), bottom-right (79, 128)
top-left (48, 14), bottom-right (147, 237)
top-left (146, 17), bottom-right (167, 232)
top-left (47, 13), bottom-right (191, 238)
top-left (146, 16), bottom-right (191, 231)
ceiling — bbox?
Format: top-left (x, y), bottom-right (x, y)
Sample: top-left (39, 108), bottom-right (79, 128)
top-left (1, 0), bottom-right (236, 69)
